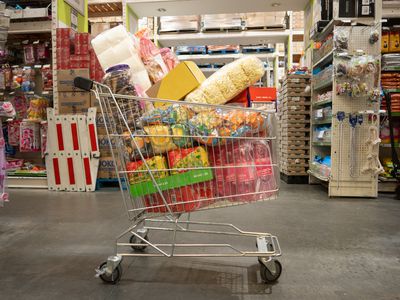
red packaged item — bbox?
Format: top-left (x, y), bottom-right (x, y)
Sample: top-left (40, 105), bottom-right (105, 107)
top-left (208, 140), bottom-right (276, 203)
top-left (144, 186), bottom-right (200, 213)
top-left (24, 45), bottom-right (35, 64)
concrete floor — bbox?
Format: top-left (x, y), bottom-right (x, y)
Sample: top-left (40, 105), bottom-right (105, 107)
top-left (0, 183), bottom-right (399, 300)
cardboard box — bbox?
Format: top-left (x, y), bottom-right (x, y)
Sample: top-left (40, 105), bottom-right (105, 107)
top-left (56, 69), bottom-right (90, 92)
top-left (58, 91), bottom-right (91, 114)
top-left (146, 61), bottom-right (205, 107)
top-left (96, 112), bottom-right (108, 135)
top-left (248, 86), bottom-right (277, 102)
top-left (98, 156), bottom-right (118, 179)
top-left (98, 135), bottom-right (117, 156)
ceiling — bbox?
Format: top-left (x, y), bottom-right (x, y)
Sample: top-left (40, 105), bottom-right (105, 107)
top-left (127, 0), bottom-right (308, 18)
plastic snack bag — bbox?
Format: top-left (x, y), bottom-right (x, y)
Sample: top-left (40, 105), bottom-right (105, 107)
top-left (160, 48), bottom-right (179, 71)
top-left (144, 125), bottom-right (177, 153)
top-left (126, 155), bottom-right (168, 184)
top-left (123, 130), bottom-right (153, 161)
top-left (167, 146), bottom-right (209, 175)
top-left (185, 56), bottom-right (265, 106)
top-left (138, 31), bottom-right (169, 83)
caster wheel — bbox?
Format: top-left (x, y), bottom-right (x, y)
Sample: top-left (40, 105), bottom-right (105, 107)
top-left (98, 262), bottom-right (122, 284)
top-left (130, 234), bottom-right (148, 251)
top-left (259, 259), bottom-right (282, 283)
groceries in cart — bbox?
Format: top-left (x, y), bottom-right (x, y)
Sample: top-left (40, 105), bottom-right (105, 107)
top-left (91, 25), bottom-right (278, 215)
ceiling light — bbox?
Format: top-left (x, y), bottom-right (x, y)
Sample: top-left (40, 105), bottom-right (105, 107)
top-left (271, 3), bottom-right (281, 7)
top-left (157, 8), bottom-right (166, 12)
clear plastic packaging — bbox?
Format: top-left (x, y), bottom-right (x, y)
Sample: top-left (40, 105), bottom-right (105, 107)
top-left (103, 64), bottom-right (137, 95)
top-left (185, 56), bottom-right (265, 105)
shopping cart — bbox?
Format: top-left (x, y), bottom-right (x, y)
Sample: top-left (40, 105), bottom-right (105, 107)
top-left (74, 77), bottom-right (282, 285)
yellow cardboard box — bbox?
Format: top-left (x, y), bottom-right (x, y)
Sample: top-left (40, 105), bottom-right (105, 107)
top-left (146, 61), bottom-right (206, 108)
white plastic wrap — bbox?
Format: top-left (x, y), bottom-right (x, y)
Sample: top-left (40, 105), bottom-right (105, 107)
top-left (185, 56), bottom-right (265, 105)
top-left (91, 25), bottom-right (152, 91)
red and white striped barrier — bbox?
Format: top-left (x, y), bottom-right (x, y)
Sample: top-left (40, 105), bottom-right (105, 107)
top-left (46, 108), bottom-right (99, 192)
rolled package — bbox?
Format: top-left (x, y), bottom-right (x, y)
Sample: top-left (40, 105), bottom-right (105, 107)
top-left (185, 56), bottom-right (264, 105)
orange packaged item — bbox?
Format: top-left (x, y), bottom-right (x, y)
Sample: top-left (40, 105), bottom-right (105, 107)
top-left (382, 27), bottom-right (390, 53)
top-left (389, 26), bottom-right (400, 53)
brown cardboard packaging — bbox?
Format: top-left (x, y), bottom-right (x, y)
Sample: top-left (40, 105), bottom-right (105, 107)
top-left (56, 69), bottom-right (90, 92)
top-left (58, 91), bottom-right (91, 114)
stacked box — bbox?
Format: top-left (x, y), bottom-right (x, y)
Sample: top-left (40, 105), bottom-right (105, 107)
top-left (56, 29), bottom-right (90, 70)
top-left (277, 74), bottom-right (311, 179)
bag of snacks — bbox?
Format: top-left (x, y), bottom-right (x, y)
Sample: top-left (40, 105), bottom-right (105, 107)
top-left (185, 56), bottom-right (265, 106)
top-left (126, 155), bottom-right (168, 184)
top-left (167, 146), bottom-right (209, 175)
top-left (144, 125), bottom-right (177, 153)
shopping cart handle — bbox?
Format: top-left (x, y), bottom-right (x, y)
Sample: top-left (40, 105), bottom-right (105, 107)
top-left (74, 76), bottom-right (93, 92)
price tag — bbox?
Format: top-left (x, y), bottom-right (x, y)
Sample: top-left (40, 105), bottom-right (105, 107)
top-left (318, 130), bottom-right (325, 139)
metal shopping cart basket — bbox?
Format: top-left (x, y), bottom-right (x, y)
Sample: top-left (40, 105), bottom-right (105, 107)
top-left (74, 77), bottom-right (282, 285)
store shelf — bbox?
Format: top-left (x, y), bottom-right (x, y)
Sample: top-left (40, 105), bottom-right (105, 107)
top-left (313, 78), bottom-right (332, 91)
top-left (313, 50), bottom-right (334, 69)
top-left (312, 99), bottom-right (332, 108)
top-left (7, 176), bottom-right (48, 189)
top-left (127, 0), bottom-right (308, 18)
top-left (313, 117), bottom-right (332, 125)
top-left (383, 89), bottom-right (400, 93)
top-left (380, 143), bottom-right (400, 148)
top-left (308, 170), bottom-right (330, 182)
top-left (8, 20), bottom-right (51, 34)
top-left (310, 19), bottom-right (340, 42)
top-left (382, 66), bottom-right (400, 72)
top-left (312, 142), bottom-right (331, 146)
top-left (158, 30), bottom-right (291, 47)
top-left (178, 52), bottom-right (277, 64)
top-left (383, 1), bottom-right (400, 19)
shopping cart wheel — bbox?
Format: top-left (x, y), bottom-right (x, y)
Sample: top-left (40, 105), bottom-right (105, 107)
top-left (259, 259), bottom-right (282, 283)
top-left (98, 262), bottom-right (122, 284)
top-left (129, 234), bottom-right (149, 251)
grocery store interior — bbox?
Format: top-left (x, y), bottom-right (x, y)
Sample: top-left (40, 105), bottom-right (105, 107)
top-left (0, 0), bottom-right (399, 299)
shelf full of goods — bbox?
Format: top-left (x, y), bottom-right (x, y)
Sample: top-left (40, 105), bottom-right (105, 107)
top-left (379, 23), bottom-right (400, 187)
top-left (0, 3), bottom-right (53, 189)
top-left (89, 25), bottom-right (279, 207)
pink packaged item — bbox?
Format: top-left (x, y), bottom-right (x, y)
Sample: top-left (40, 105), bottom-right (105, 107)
top-left (138, 32), bottom-right (169, 83)
top-left (23, 44), bottom-right (35, 64)
top-left (19, 121), bottom-right (41, 152)
top-left (160, 48), bottom-right (179, 71)
top-left (8, 120), bottom-right (20, 146)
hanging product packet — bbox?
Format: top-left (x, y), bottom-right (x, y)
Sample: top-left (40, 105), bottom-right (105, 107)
top-left (19, 121), bottom-right (41, 152)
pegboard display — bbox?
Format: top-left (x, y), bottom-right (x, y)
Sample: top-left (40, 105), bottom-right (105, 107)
top-left (310, 25), bottom-right (382, 197)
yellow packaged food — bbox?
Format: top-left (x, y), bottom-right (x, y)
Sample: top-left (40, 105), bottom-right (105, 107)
top-left (167, 146), bottom-right (209, 175)
top-left (126, 155), bottom-right (168, 184)
top-left (144, 125), bottom-right (177, 154)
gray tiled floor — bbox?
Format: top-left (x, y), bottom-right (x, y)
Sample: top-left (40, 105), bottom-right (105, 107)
top-left (0, 183), bottom-right (399, 300)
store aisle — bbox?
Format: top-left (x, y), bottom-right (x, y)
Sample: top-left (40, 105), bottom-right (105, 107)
top-left (0, 183), bottom-right (399, 300)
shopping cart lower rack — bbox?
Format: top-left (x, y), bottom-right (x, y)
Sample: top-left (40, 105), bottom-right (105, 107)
top-left (74, 77), bottom-right (282, 285)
